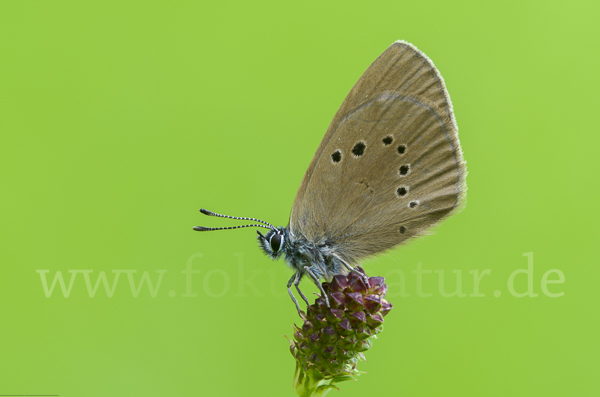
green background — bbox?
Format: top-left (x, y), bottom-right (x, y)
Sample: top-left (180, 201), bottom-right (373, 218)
top-left (1, 1), bottom-right (598, 396)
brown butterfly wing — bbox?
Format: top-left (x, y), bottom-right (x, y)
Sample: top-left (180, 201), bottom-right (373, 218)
top-left (289, 41), bottom-right (466, 264)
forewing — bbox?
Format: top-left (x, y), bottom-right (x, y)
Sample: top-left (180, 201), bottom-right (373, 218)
top-left (289, 41), bottom-right (466, 264)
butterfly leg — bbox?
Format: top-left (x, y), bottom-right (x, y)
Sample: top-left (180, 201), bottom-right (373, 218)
top-left (294, 273), bottom-right (310, 307)
top-left (303, 266), bottom-right (330, 308)
top-left (334, 253), bottom-right (370, 286)
top-left (287, 272), bottom-right (306, 319)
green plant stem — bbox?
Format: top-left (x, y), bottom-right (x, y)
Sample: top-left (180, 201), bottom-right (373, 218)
top-left (293, 365), bottom-right (337, 397)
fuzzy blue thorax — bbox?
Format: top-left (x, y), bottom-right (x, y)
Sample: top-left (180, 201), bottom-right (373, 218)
top-left (257, 226), bottom-right (346, 281)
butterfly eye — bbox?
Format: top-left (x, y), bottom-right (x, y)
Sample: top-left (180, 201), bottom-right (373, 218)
top-left (270, 233), bottom-right (283, 253)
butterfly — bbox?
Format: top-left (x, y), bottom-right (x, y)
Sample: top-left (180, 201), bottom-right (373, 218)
top-left (194, 41), bottom-right (466, 317)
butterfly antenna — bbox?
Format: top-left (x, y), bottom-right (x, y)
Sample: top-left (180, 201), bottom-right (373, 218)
top-left (199, 208), bottom-right (277, 230)
top-left (193, 223), bottom-right (273, 232)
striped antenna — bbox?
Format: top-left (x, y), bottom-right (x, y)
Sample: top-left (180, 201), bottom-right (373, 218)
top-left (193, 223), bottom-right (273, 232)
top-left (199, 208), bottom-right (277, 230)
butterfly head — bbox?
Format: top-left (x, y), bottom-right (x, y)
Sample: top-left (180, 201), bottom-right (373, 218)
top-left (257, 227), bottom-right (288, 259)
top-left (193, 208), bottom-right (289, 259)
